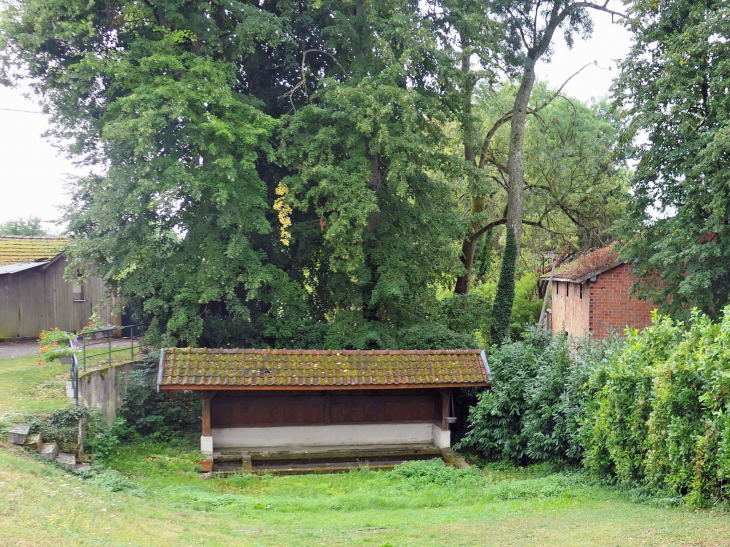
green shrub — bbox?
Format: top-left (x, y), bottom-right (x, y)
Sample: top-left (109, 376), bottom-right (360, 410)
top-left (582, 307), bottom-right (730, 506)
top-left (458, 327), bottom-right (617, 465)
top-left (26, 407), bottom-right (109, 455)
top-left (114, 352), bottom-right (201, 442)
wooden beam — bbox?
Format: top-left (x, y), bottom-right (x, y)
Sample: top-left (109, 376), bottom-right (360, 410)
top-left (198, 391), bottom-right (218, 437)
top-left (439, 389), bottom-right (451, 431)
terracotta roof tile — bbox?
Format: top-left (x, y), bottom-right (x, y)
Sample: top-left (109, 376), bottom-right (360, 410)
top-left (544, 244), bottom-right (621, 282)
top-left (0, 236), bottom-right (67, 266)
top-left (160, 348), bottom-right (490, 389)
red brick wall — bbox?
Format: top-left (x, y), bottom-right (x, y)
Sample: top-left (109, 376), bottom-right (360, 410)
top-left (550, 280), bottom-right (590, 337)
top-left (549, 263), bottom-right (657, 340)
top-left (588, 263), bottom-right (657, 339)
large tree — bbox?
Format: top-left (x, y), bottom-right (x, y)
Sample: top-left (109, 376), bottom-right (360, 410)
top-left (0, 0), bottom-right (465, 346)
top-left (453, 0), bottom-right (625, 332)
top-left (0, 217), bottom-right (47, 236)
top-left (616, 0), bottom-right (730, 317)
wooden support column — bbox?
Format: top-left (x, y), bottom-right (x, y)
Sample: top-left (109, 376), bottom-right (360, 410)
top-left (438, 389), bottom-right (451, 431)
top-left (199, 392), bottom-right (218, 436)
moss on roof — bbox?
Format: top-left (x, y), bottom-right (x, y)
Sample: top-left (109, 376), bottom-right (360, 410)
top-left (547, 244), bottom-right (621, 282)
top-left (160, 348), bottom-right (491, 389)
top-left (0, 236), bottom-right (67, 266)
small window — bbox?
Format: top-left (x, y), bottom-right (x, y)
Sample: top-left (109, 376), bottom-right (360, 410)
top-left (566, 283), bottom-right (569, 297)
top-left (73, 278), bottom-right (86, 302)
top-left (579, 284), bottom-right (583, 300)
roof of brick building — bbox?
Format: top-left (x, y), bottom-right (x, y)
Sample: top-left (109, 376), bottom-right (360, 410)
top-left (543, 244), bottom-right (622, 283)
top-left (158, 348), bottom-right (491, 390)
top-left (0, 236), bottom-right (67, 266)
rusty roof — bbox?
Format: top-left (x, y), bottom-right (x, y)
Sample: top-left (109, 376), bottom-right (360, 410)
top-left (543, 244), bottom-right (622, 283)
top-left (0, 236), bottom-right (67, 266)
top-left (158, 348), bottom-right (491, 390)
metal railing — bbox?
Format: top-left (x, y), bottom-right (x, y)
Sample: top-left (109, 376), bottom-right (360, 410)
top-left (73, 324), bottom-right (142, 372)
top-left (67, 325), bottom-right (142, 407)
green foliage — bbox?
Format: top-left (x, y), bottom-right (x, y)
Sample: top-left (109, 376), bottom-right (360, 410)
top-left (0, 217), bottom-right (47, 236)
top-left (583, 307), bottom-right (730, 506)
top-left (26, 407), bottom-right (108, 454)
top-left (582, 313), bottom-right (681, 486)
top-left (491, 226), bottom-right (517, 343)
top-left (615, 0), bottom-right (730, 317)
top-left (115, 352), bottom-right (200, 442)
top-left (389, 458), bottom-right (484, 488)
top-left (459, 327), bottom-right (610, 464)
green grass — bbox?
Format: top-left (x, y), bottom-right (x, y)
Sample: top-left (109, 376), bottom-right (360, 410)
top-left (2, 353), bottom-right (730, 546)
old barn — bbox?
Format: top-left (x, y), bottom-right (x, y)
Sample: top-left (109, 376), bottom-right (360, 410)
top-left (543, 244), bottom-right (657, 339)
top-left (157, 348), bottom-right (490, 469)
top-left (0, 236), bottom-right (114, 339)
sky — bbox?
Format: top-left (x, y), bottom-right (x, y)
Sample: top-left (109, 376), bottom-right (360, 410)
top-left (0, 11), bottom-right (633, 231)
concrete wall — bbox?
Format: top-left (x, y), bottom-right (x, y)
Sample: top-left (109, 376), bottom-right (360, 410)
top-left (0, 256), bottom-right (113, 339)
top-left (588, 263), bottom-right (657, 339)
top-left (79, 361), bottom-right (142, 424)
top-left (550, 280), bottom-right (590, 337)
top-left (207, 422), bottom-right (450, 453)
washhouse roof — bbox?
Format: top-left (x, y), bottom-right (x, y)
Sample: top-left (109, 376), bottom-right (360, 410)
top-left (158, 348), bottom-right (491, 390)
top-left (0, 236), bottom-right (67, 266)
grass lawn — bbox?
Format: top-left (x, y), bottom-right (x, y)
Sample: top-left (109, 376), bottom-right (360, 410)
top-left (2, 353), bottom-right (730, 546)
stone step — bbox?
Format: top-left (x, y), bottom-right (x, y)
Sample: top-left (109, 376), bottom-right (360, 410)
top-left (75, 463), bottom-right (92, 472)
top-left (41, 443), bottom-right (59, 461)
top-left (24, 433), bottom-right (43, 451)
top-left (8, 425), bottom-right (30, 445)
top-left (56, 452), bottom-right (76, 470)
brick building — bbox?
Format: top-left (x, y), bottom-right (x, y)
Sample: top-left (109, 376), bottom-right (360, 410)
top-left (542, 244), bottom-right (657, 339)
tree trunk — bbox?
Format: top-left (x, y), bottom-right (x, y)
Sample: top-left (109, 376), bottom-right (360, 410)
top-left (454, 31), bottom-right (481, 295)
top-left (505, 57), bottom-right (536, 262)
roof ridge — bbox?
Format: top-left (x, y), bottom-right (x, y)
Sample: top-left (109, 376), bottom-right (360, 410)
top-left (169, 347), bottom-right (482, 354)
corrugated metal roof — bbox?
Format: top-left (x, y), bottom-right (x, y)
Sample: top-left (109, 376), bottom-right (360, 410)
top-left (542, 244), bottom-right (621, 283)
top-left (0, 261), bottom-right (49, 275)
top-left (159, 348), bottom-right (491, 390)
top-left (0, 236), bottom-right (67, 266)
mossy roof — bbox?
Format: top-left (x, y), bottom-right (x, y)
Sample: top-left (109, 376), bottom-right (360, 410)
top-left (543, 244), bottom-right (621, 283)
top-left (0, 236), bottom-right (67, 266)
top-left (159, 348), bottom-right (491, 389)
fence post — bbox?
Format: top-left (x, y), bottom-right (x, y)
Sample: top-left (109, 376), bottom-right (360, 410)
top-left (131, 325), bottom-right (135, 360)
top-left (108, 329), bottom-right (112, 366)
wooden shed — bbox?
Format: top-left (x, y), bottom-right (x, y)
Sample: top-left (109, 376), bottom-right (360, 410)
top-left (0, 236), bottom-right (113, 339)
top-left (157, 348), bottom-right (491, 457)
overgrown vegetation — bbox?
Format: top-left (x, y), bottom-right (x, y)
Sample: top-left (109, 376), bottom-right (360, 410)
top-left (111, 352), bottom-right (200, 444)
top-left (463, 307), bottom-right (730, 507)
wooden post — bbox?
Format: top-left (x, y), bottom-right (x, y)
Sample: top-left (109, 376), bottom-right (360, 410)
top-left (439, 390), bottom-right (451, 430)
top-left (200, 392), bottom-right (217, 437)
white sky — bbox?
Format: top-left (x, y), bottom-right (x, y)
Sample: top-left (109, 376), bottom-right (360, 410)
top-left (0, 12), bottom-right (632, 230)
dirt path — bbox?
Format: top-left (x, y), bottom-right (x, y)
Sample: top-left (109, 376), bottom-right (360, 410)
top-left (0, 341), bottom-right (38, 358)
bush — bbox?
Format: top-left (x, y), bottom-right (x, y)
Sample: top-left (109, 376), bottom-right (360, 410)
top-left (114, 352), bottom-right (201, 442)
top-left (26, 407), bottom-right (109, 455)
top-left (458, 327), bottom-right (617, 465)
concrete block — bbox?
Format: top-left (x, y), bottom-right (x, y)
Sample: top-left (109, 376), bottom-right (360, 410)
top-left (41, 443), bottom-right (59, 461)
top-left (241, 454), bottom-right (253, 473)
top-left (8, 425), bottom-right (30, 445)
top-left (56, 452), bottom-right (76, 470)
top-left (75, 463), bottom-right (92, 472)
top-left (200, 435), bottom-right (214, 455)
top-left (24, 434), bottom-right (43, 451)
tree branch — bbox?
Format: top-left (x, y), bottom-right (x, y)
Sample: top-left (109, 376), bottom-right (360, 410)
top-left (577, 1), bottom-right (626, 20)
